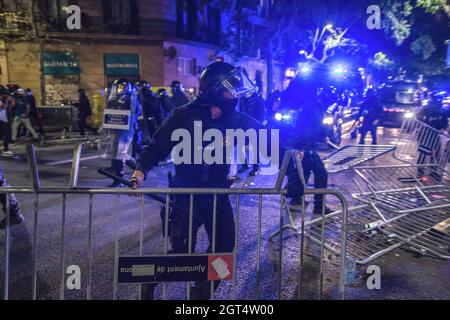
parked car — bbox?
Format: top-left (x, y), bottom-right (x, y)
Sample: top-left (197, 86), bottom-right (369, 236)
top-left (425, 74), bottom-right (450, 113)
top-left (378, 80), bottom-right (422, 127)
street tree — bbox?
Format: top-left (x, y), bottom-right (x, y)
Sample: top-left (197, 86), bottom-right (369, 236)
top-left (380, 0), bottom-right (450, 74)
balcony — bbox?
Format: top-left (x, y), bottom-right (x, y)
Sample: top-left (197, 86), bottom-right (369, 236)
top-left (0, 12), bottom-right (32, 35)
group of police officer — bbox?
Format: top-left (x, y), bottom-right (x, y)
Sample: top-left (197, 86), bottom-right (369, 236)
top-left (101, 79), bottom-right (191, 187)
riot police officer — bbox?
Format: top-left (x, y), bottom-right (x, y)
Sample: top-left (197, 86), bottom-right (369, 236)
top-left (156, 88), bottom-right (173, 118)
top-left (135, 80), bottom-right (163, 145)
top-left (130, 62), bottom-right (281, 299)
top-left (238, 88), bottom-right (266, 175)
top-left (169, 80), bottom-right (190, 109)
top-left (357, 88), bottom-right (383, 145)
top-left (102, 79), bottom-right (139, 187)
top-left (283, 83), bottom-right (333, 214)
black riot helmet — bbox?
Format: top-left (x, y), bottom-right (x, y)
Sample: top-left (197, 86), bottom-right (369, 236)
top-left (170, 80), bottom-right (182, 92)
top-left (135, 80), bottom-right (151, 93)
top-left (197, 62), bottom-right (258, 115)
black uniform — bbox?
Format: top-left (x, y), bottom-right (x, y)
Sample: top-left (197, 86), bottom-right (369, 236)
top-left (76, 91), bottom-right (97, 136)
top-left (170, 81), bottom-right (190, 110)
top-left (357, 95), bottom-right (383, 145)
top-left (138, 88), bottom-right (163, 143)
top-left (135, 62), bottom-right (279, 299)
top-left (156, 89), bottom-right (173, 117)
top-left (239, 93), bottom-right (266, 174)
top-left (285, 101), bottom-right (329, 211)
top-left (170, 90), bottom-right (190, 109)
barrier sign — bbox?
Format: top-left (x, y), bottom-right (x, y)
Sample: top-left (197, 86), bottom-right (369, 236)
top-left (117, 254), bottom-right (235, 284)
top-left (103, 109), bottom-right (131, 130)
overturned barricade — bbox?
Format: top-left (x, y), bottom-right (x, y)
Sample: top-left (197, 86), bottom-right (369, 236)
top-left (307, 118), bottom-right (450, 265)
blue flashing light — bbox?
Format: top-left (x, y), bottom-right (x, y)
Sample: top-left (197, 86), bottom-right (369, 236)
top-left (274, 113), bottom-right (283, 121)
top-left (333, 66), bottom-right (346, 74)
top-left (300, 66), bottom-right (311, 74)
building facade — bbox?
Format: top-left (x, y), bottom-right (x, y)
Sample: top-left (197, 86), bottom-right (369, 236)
top-left (0, 0), bottom-right (284, 105)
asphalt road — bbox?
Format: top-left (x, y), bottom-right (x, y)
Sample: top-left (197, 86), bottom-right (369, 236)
top-left (0, 127), bottom-right (449, 300)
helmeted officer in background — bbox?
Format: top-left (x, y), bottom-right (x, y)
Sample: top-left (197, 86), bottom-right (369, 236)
top-left (357, 88), bottom-right (383, 145)
top-left (416, 91), bottom-right (449, 180)
top-left (156, 88), bottom-right (173, 118)
top-left (103, 79), bottom-right (139, 187)
top-left (282, 80), bottom-right (333, 214)
top-left (238, 88), bottom-right (266, 175)
top-left (135, 80), bottom-right (163, 145)
top-left (169, 80), bottom-right (190, 109)
top-left (130, 61), bottom-right (281, 300)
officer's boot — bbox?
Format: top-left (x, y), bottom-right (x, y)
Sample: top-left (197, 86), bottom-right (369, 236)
top-left (107, 160), bottom-right (124, 187)
top-left (313, 201), bottom-right (334, 215)
top-left (238, 161), bottom-right (249, 174)
top-left (249, 164), bottom-right (259, 176)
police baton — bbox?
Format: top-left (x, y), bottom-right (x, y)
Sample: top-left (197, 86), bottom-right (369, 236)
top-left (97, 168), bottom-right (191, 215)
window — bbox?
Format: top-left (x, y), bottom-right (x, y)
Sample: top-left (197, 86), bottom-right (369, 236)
top-left (103, 0), bottom-right (138, 34)
top-left (44, 0), bottom-right (71, 31)
top-left (178, 57), bottom-right (196, 76)
top-left (177, 0), bottom-right (221, 45)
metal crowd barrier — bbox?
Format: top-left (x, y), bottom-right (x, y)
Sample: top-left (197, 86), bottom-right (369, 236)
top-left (393, 118), bottom-right (450, 169)
top-left (353, 164), bottom-right (450, 193)
top-left (0, 145), bottom-right (350, 300)
top-left (322, 145), bottom-right (396, 173)
top-left (38, 105), bottom-right (77, 132)
top-left (40, 130), bottom-right (108, 149)
top-left (332, 119), bottom-right (450, 264)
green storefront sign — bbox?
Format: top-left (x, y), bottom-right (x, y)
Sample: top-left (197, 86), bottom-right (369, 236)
top-left (42, 52), bottom-right (80, 75)
top-left (104, 53), bottom-right (140, 76)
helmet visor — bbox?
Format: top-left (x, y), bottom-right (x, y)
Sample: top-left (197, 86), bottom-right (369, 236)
top-left (219, 67), bottom-right (258, 99)
top-left (117, 84), bottom-right (128, 95)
